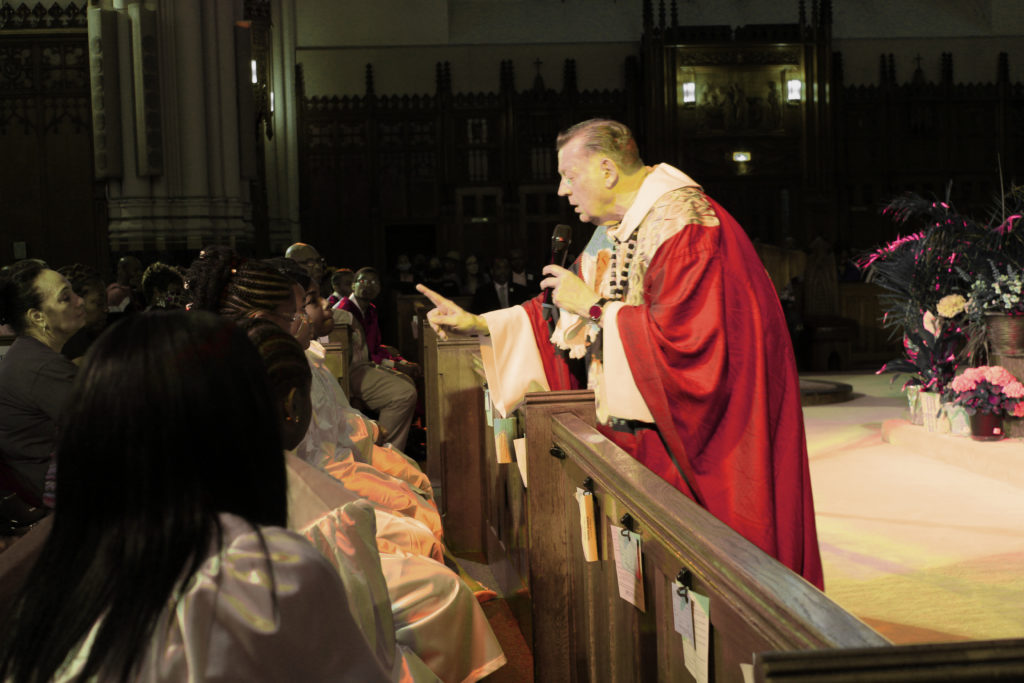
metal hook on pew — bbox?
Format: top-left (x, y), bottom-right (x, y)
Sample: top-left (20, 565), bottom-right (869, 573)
top-left (549, 445), bottom-right (566, 459)
top-left (619, 512), bottom-right (635, 535)
top-left (581, 476), bottom-right (594, 493)
top-left (676, 568), bottom-right (692, 600)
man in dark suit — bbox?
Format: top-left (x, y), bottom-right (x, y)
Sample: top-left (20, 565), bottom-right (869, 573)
top-left (471, 257), bottom-right (531, 314)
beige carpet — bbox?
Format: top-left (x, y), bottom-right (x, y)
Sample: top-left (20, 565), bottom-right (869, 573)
top-left (804, 372), bottom-right (1024, 643)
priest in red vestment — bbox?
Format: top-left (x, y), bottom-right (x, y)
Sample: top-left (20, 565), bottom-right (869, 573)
top-left (418, 119), bottom-right (823, 589)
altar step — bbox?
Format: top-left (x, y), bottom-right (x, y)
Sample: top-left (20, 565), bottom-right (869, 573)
top-left (882, 419), bottom-right (1024, 490)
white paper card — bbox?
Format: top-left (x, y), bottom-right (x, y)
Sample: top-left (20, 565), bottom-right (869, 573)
top-left (740, 662), bottom-right (754, 683)
top-left (513, 437), bottom-right (528, 487)
top-left (483, 386), bottom-right (493, 427)
top-left (574, 488), bottom-right (598, 562)
top-left (683, 590), bottom-right (711, 683)
top-left (671, 580), bottom-right (694, 645)
top-left (610, 524), bottom-right (645, 611)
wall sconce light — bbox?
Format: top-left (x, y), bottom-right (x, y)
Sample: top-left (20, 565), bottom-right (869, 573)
top-left (787, 79), bottom-right (802, 101)
top-left (269, 90), bottom-right (274, 113)
top-left (732, 151), bottom-right (751, 163)
top-left (682, 81), bottom-right (696, 104)
top-left (250, 59), bottom-right (259, 84)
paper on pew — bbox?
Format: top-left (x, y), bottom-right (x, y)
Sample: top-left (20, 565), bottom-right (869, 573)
top-left (513, 437), bottom-right (528, 487)
top-left (682, 589), bottom-right (710, 683)
top-left (611, 525), bottom-right (645, 611)
top-left (493, 416), bottom-right (515, 464)
top-left (574, 488), bottom-right (598, 562)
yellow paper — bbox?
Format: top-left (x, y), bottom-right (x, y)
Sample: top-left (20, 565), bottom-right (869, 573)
top-left (513, 437), bottom-right (528, 487)
top-left (574, 488), bottom-right (598, 562)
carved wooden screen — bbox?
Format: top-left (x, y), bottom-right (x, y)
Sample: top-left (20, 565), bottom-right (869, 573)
top-left (0, 5), bottom-right (105, 271)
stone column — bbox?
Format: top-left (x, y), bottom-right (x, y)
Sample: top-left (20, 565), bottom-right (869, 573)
top-left (265, 0), bottom-right (301, 253)
top-left (88, 0), bottom-right (254, 253)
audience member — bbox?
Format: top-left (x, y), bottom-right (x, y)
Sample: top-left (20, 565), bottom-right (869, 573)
top-left (326, 267), bottom-right (354, 309)
top-left (0, 260), bottom-right (84, 502)
top-left (508, 246), bottom-right (538, 292)
top-left (462, 253), bottom-right (486, 296)
top-left (421, 257), bottom-right (460, 298)
top-left (106, 254), bottom-right (144, 313)
top-left (339, 267), bottom-right (419, 451)
top-left (57, 263), bottom-right (108, 363)
top-left (284, 242), bottom-right (326, 288)
top-left (441, 250), bottom-right (463, 290)
top-left (391, 253), bottom-right (417, 295)
top-left (141, 261), bottom-right (186, 310)
top-left (0, 311), bottom-right (388, 681)
top-left (186, 248), bottom-right (437, 535)
top-left (241, 317), bottom-right (506, 682)
top-left (470, 256), bottom-right (531, 314)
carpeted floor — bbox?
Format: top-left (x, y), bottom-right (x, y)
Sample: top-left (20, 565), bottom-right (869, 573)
top-left (804, 371), bottom-right (1024, 644)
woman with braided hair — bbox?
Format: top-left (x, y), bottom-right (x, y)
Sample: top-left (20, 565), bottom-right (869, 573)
top-left (267, 256), bottom-right (434, 501)
top-left (186, 246), bottom-right (443, 540)
top-left (240, 317), bottom-right (507, 683)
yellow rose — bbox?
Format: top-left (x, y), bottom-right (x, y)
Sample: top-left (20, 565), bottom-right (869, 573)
top-left (936, 294), bottom-right (966, 318)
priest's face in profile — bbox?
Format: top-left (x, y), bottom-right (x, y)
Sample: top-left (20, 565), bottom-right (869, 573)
top-left (557, 136), bottom-right (616, 226)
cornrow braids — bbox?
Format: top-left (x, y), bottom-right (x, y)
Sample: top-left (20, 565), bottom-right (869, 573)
top-left (57, 263), bottom-right (104, 297)
top-left (186, 246), bottom-right (293, 319)
top-left (235, 318), bottom-right (311, 402)
top-left (265, 257), bottom-right (312, 291)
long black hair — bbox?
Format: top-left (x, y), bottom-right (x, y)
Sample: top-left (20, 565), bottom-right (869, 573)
top-left (0, 310), bottom-right (287, 682)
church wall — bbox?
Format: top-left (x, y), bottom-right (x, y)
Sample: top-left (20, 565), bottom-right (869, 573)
top-left (294, 0), bottom-right (1024, 95)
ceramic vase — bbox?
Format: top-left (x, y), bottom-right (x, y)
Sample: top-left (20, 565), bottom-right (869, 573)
top-left (920, 391), bottom-right (947, 433)
top-left (906, 385), bottom-right (923, 425)
top-left (969, 411), bottom-right (1004, 441)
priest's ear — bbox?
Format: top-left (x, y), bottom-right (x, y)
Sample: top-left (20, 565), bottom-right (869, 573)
top-left (600, 156), bottom-right (619, 188)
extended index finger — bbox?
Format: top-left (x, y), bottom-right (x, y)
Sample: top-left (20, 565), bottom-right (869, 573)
top-left (416, 283), bottom-right (449, 308)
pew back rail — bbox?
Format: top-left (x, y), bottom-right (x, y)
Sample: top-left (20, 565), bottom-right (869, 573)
top-left (526, 406), bottom-right (888, 682)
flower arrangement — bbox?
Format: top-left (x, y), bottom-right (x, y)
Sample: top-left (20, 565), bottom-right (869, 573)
top-left (949, 365), bottom-right (1024, 417)
top-left (877, 309), bottom-right (962, 392)
top-left (862, 186), bottom-right (1024, 371)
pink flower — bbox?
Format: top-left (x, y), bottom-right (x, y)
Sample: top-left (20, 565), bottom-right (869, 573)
top-left (1014, 402), bottom-right (1024, 418)
top-left (1004, 381), bottom-right (1024, 399)
top-left (950, 374), bottom-right (978, 393)
top-left (984, 366), bottom-right (1015, 386)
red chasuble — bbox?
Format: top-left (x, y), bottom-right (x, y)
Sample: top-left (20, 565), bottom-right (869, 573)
top-left (521, 191), bottom-right (824, 589)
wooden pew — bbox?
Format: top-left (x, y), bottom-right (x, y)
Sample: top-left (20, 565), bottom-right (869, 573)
top-left (421, 325), bottom-right (487, 555)
top-left (322, 322), bottom-right (351, 397)
top-left (395, 293), bottom-right (472, 365)
top-left (524, 405), bottom-right (886, 682)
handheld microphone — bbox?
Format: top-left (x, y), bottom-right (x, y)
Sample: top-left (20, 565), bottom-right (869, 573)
top-left (542, 224), bottom-right (573, 323)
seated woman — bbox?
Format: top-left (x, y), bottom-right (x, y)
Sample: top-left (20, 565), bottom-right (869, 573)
top-left (268, 256), bottom-right (432, 498)
top-left (185, 247), bottom-right (442, 539)
top-left (0, 260), bottom-right (84, 506)
top-left (56, 263), bottom-right (108, 363)
top-left (0, 311), bottom-right (387, 681)
top-left (241, 317), bottom-right (506, 683)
